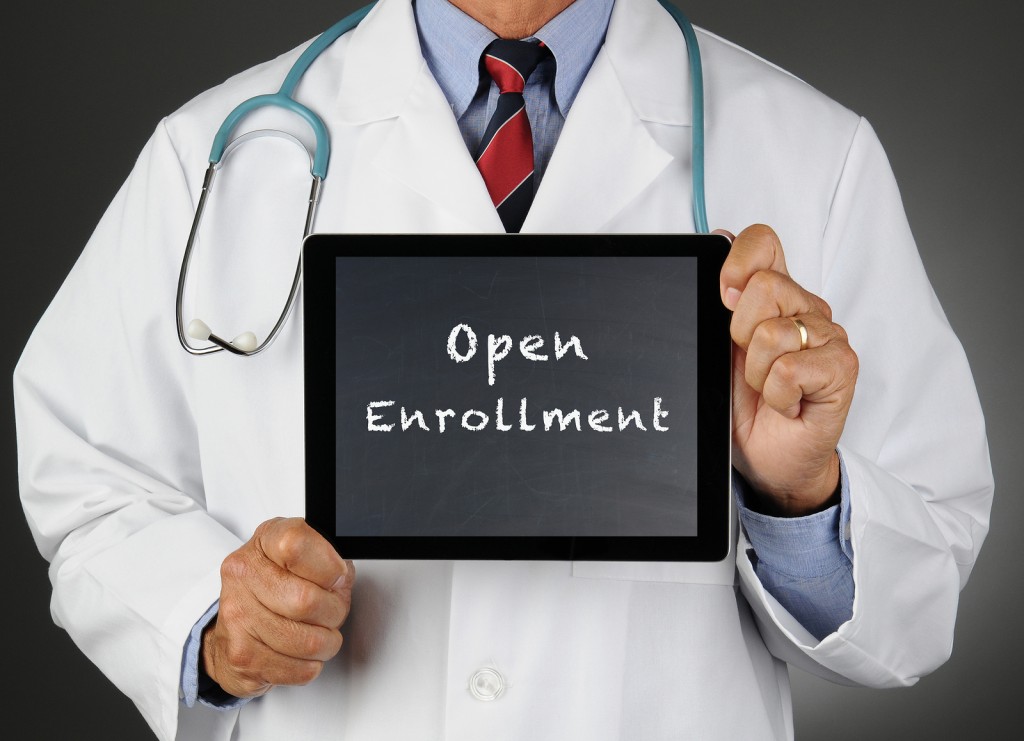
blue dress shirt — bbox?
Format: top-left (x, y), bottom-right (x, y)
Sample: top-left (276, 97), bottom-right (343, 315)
top-left (182, 0), bottom-right (855, 707)
top-left (415, 0), bottom-right (614, 187)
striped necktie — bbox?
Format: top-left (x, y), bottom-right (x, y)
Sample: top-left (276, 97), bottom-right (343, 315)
top-left (475, 39), bottom-right (550, 233)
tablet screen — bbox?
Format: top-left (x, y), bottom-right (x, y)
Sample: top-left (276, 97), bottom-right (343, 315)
top-left (304, 234), bottom-right (731, 560)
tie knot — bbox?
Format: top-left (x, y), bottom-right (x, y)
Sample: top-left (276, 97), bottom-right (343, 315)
top-left (482, 39), bottom-right (548, 95)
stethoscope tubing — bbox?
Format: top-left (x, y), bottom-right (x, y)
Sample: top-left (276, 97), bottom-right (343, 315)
top-left (177, 0), bottom-right (707, 357)
top-left (656, 0), bottom-right (708, 233)
top-left (209, 2), bottom-right (377, 179)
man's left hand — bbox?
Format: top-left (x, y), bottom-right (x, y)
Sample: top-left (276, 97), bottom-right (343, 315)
top-left (719, 224), bottom-right (859, 516)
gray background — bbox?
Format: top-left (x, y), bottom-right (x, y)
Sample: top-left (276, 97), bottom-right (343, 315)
top-left (2, 1), bottom-right (1019, 737)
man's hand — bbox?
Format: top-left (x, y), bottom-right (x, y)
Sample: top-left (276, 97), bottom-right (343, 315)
top-left (202, 518), bottom-right (355, 699)
top-left (719, 225), bottom-right (859, 516)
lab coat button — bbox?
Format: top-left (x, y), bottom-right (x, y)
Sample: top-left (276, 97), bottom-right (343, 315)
top-left (468, 667), bottom-right (505, 701)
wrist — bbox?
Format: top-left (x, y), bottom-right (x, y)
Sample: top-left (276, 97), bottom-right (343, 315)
top-left (198, 617), bottom-right (248, 705)
top-left (740, 451), bottom-right (841, 517)
top-left (200, 618), bottom-right (220, 688)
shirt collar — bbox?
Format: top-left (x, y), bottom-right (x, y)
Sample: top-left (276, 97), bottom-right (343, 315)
top-left (415, 0), bottom-right (615, 118)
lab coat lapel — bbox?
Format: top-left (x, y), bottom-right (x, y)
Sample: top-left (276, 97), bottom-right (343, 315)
top-left (331, 0), bottom-right (502, 232)
top-left (523, 0), bottom-right (693, 233)
top-left (373, 73), bottom-right (504, 232)
top-left (522, 52), bottom-right (673, 232)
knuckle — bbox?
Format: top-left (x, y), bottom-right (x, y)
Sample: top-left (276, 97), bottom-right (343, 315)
top-left (252, 518), bottom-right (275, 537)
top-left (224, 641), bottom-right (256, 672)
top-left (325, 629), bottom-right (344, 657)
top-left (251, 517), bottom-right (282, 544)
top-left (843, 345), bottom-right (860, 377)
top-left (745, 269), bottom-right (775, 295)
top-left (336, 593), bottom-right (353, 627)
top-left (274, 520), bottom-right (311, 565)
top-left (728, 313), bottom-right (746, 345)
top-left (220, 551), bottom-right (249, 583)
top-left (754, 318), bottom-right (787, 349)
top-left (832, 322), bottom-right (850, 344)
top-left (305, 627), bottom-right (343, 660)
top-left (218, 599), bottom-right (246, 627)
top-left (294, 661), bottom-right (323, 686)
top-left (747, 270), bottom-right (787, 306)
top-left (290, 582), bottom-right (322, 620)
top-left (772, 354), bottom-right (800, 385)
top-left (324, 605), bottom-right (345, 631)
top-left (298, 628), bottom-right (329, 659)
top-left (743, 367), bottom-right (764, 394)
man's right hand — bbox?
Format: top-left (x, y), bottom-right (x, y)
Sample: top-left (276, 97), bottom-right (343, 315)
top-left (201, 517), bottom-right (355, 699)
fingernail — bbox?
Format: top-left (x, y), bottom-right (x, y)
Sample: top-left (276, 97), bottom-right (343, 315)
top-left (724, 287), bottom-right (741, 311)
top-left (331, 560), bottom-right (355, 591)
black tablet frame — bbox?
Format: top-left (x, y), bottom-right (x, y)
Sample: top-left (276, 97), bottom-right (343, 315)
top-left (304, 234), bottom-right (732, 561)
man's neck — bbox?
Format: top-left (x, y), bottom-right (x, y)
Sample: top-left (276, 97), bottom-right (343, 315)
top-left (448, 0), bottom-right (577, 39)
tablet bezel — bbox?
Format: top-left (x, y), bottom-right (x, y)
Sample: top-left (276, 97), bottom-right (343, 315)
top-left (304, 234), bottom-right (732, 561)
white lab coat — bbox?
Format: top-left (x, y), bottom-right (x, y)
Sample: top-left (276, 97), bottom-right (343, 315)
top-left (14, 0), bottom-right (993, 738)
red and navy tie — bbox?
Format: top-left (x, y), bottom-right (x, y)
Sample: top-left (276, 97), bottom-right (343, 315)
top-left (475, 39), bottom-right (550, 233)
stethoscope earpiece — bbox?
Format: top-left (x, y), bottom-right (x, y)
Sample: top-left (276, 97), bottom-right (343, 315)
top-left (187, 318), bottom-right (213, 342)
top-left (231, 332), bottom-right (258, 353)
top-left (187, 318), bottom-right (258, 354)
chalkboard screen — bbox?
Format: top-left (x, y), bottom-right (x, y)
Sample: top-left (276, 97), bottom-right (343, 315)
top-left (304, 234), bottom-right (731, 560)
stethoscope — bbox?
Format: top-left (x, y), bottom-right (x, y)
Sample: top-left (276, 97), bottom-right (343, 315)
top-left (176, 0), bottom-right (707, 357)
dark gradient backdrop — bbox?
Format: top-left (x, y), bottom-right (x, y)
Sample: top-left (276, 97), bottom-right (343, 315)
top-left (2, 1), bottom-right (1020, 738)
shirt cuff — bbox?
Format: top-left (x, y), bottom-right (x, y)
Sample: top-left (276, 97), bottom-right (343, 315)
top-left (735, 452), bottom-right (853, 577)
top-left (734, 454), bottom-right (855, 640)
top-left (180, 600), bottom-right (251, 710)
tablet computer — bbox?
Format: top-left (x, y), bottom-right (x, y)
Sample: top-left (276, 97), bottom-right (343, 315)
top-left (304, 234), bottom-right (732, 561)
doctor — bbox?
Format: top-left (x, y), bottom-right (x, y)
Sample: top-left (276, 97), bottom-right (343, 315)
top-left (14, 0), bottom-right (992, 740)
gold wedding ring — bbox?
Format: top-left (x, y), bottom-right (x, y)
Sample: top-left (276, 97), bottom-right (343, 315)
top-left (791, 317), bottom-right (809, 352)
